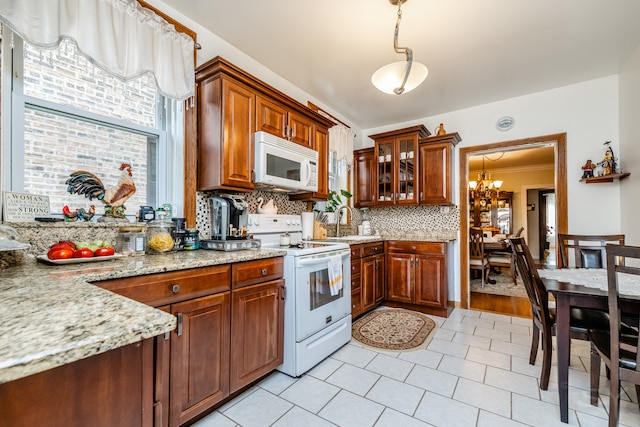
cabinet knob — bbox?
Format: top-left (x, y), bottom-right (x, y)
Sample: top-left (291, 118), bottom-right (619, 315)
top-left (412, 246), bottom-right (417, 250)
top-left (171, 284), bottom-right (180, 293)
top-left (261, 268), bottom-right (268, 276)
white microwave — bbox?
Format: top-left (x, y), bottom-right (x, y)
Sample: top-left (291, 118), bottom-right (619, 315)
top-left (254, 131), bottom-right (318, 192)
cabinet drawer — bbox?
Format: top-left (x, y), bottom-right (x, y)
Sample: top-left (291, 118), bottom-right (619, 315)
top-left (385, 241), bottom-right (446, 255)
top-left (362, 242), bottom-right (384, 257)
top-left (232, 257), bottom-right (284, 289)
top-left (351, 273), bottom-right (361, 291)
top-left (95, 265), bottom-right (231, 307)
top-left (351, 260), bottom-right (362, 276)
top-left (350, 245), bottom-right (363, 260)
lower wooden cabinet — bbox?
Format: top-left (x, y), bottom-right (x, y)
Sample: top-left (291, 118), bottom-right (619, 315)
top-left (0, 341), bottom-right (153, 427)
top-left (351, 242), bottom-right (385, 318)
top-left (385, 241), bottom-right (449, 317)
top-left (169, 293), bottom-right (230, 427)
top-left (95, 257), bottom-right (284, 427)
top-left (230, 279), bottom-right (284, 393)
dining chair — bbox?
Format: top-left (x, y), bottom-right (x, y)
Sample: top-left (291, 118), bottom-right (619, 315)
top-left (487, 226), bottom-right (524, 285)
top-left (558, 233), bottom-right (625, 268)
top-left (589, 244), bottom-right (640, 426)
top-left (470, 228), bottom-right (491, 289)
top-left (509, 237), bottom-right (612, 390)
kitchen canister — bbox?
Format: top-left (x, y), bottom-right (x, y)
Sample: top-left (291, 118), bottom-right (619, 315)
top-left (301, 212), bottom-right (314, 241)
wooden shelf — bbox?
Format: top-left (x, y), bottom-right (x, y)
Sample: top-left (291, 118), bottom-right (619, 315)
top-left (581, 172), bottom-right (630, 183)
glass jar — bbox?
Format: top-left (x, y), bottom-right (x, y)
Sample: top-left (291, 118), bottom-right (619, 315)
top-left (145, 213), bottom-right (176, 254)
top-left (116, 225), bottom-right (145, 256)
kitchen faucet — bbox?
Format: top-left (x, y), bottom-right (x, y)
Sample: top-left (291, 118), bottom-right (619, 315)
top-left (336, 205), bottom-right (354, 237)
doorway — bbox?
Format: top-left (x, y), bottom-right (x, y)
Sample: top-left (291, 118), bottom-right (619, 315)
top-left (459, 134), bottom-right (568, 316)
top-left (538, 189), bottom-right (556, 266)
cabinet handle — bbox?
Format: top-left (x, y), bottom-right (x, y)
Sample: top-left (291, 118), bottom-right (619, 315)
top-left (251, 169), bottom-right (255, 183)
top-left (281, 286), bottom-right (286, 300)
top-left (171, 284), bottom-right (180, 293)
top-left (177, 313), bottom-right (183, 337)
top-left (261, 268), bottom-right (268, 276)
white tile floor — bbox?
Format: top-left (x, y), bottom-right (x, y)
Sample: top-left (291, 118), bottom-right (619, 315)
top-left (192, 308), bottom-right (640, 427)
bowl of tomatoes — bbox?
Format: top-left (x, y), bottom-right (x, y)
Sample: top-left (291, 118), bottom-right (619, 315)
top-left (38, 240), bottom-right (121, 265)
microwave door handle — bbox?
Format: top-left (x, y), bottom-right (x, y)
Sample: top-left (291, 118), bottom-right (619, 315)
top-left (305, 160), bottom-right (311, 185)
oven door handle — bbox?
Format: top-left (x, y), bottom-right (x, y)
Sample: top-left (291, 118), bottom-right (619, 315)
top-left (295, 250), bottom-right (350, 266)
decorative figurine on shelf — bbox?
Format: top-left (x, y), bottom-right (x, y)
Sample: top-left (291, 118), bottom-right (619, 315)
top-left (66, 163), bottom-right (136, 222)
top-left (581, 159), bottom-right (595, 179)
top-left (62, 205), bottom-right (96, 222)
top-left (597, 141), bottom-right (617, 176)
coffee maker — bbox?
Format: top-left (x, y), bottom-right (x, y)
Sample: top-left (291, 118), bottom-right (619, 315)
top-left (208, 195), bottom-right (249, 240)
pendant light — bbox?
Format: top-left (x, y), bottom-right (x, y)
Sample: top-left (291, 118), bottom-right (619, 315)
top-left (371, 0), bottom-right (428, 95)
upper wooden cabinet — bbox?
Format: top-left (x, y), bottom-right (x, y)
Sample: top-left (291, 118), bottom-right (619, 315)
top-left (353, 148), bottom-right (376, 208)
top-left (418, 133), bottom-right (461, 205)
top-left (290, 125), bottom-right (330, 201)
top-left (256, 95), bottom-right (314, 148)
top-left (369, 125), bottom-right (430, 205)
top-left (194, 57), bottom-right (333, 193)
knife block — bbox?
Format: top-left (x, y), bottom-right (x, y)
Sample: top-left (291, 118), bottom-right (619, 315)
top-left (313, 221), bottom-right (327, 240)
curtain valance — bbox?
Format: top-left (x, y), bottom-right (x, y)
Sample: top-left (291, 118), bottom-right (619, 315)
top-left (0, 0), bottom-right (194, 100)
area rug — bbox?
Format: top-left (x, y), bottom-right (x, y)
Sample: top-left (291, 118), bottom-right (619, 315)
top-left (351, 308), bottom-right (437, 352)
top-left (470, 271), bottom-right (528, 298)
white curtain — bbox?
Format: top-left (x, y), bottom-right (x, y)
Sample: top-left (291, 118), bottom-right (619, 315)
top-left (329, 124), bottom-right (355, 166)
top-left (0, 0), bottom-right (194, 100)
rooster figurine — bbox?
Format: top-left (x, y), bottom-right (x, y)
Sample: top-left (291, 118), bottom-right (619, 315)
top-left (66, 163), bottom-right (136, 219)
top-left (62, 205), bottom-right (96, 222)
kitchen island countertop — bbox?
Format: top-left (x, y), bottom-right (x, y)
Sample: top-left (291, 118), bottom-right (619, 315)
top-left (0, 248), bottom-right (286, 384)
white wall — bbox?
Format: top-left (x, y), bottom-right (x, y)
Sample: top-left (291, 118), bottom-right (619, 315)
top-left (363, 77), bottom-right (621, 302)
top-left (619, 45), bottom-right (640, 246)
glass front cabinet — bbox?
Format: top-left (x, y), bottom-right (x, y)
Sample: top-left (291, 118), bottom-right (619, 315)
top-left (469, 191), bottom-right (513, 234)
top-left (370, 125), bottom-right (430, 205)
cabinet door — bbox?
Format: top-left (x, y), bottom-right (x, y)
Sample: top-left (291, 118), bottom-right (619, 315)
top-left (291, 126), bottom-right (329, 201)
top-left (414, 254), bottom-right (446, 309)
top-left (170, 292), bottom-right (230, 427)
top-left (220, 79), bottom-right (255, 190)
top-left (375, 139), bottom-right (395, 204)
top-left (154, 306), bottom-right (171, 427)
top-left (230, 279), bottom-right (284, 393)
top-left (419, 142), bottom-right (451, 204)
top-left (351, 277), bottom-right (362, 319)
top-left (361, 256), bottom-right (377, 312)
top-left (374, 253), bottom-right (386, 304)
top-left (386, 253), bottom-right (413, 303)
top-left (256, 95), bottom-right (287, 138)
top-left (396, 134), bottom-right (418, 205)
top-left (354, 149), bottom-right (376, 207)
top-left (289, 111), bottom-right (314, 148)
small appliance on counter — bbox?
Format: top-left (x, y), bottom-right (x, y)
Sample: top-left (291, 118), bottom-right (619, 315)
top-left (200, 195), bottom-right (260, 251)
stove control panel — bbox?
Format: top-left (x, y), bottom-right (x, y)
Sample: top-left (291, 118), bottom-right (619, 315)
top-left (248, 214), bottom-right (302, 234)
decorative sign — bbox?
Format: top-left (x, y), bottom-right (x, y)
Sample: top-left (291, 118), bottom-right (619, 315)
top-left (2, 191), bottom-right (50, 221)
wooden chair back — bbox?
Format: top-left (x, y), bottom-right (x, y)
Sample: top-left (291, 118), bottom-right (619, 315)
top-left (469, 228), bottom-right (486, 261)
top-left (509, 237), bottom-right (551, 328)
top-left (513, 226), bottom-right (525, 237)
top-left (558, 234), bottom-right (625, 268)
top-left (604, 244), bottom-right (640, 425)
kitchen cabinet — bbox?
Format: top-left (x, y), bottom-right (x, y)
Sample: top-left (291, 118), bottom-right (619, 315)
top-left (418, 133), bottom-right (461, 204)
top-left (256, 95), bottom-right (314, 148)
top-left (350, 242), bottom-right (385, 318)
top-left (0, 341), bottom-right (153, 427)
top-left (353, 148), bottom-right (376, 208)
top-left (385, 241), bottom-right (449, 317)
top-left (230, 258), bottom-right (285, 393)
top-left (193, 57), bottom-right (333, 194)
top-left (95, 257), bottom-right (284, 427)
top-left (469, 191), bottom-right (513, 234)
top-left (196, 73), bottom-right (255, 192)
top-left (369, 125), bottom-right (430, 206)
top-left (290, 124), bottom-right (330, 201)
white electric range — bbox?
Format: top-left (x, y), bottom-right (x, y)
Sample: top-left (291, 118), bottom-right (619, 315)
top-left (247, 214), bottom-right (352, 377)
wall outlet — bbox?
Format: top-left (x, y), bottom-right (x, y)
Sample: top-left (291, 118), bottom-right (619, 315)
top-left (440, 206), bottom-right (450, 214)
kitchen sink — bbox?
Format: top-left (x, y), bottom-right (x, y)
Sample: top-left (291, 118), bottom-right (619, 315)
top-left (325, 235), bottom-right (382, 241)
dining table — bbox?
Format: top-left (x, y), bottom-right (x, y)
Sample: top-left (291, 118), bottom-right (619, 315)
top-left (538, 268), bottom-right (640, 423)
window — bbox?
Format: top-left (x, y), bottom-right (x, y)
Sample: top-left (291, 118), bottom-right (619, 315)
top-left (2, 29), bottom-right (183, 219)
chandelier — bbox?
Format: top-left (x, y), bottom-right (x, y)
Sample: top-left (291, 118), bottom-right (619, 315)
top-left (469, 155), bottom-right (503, 199)
top-left (371, 0), bottom-right (428, 95)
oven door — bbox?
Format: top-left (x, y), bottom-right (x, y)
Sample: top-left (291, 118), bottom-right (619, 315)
top-left (294, 248), bottom-right (351, 341)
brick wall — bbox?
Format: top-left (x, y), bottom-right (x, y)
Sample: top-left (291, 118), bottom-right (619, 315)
top-left (21, 40), bottom-right (158, 216)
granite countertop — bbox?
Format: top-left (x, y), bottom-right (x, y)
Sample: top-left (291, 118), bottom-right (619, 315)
top-left (0, 248), bottom-right (286, 385)
top-left (328, 230), bottom-right (457, 245)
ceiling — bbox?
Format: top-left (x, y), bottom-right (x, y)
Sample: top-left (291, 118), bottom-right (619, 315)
top-left (163, 0), bottom-right (640, 129)
top-left (468, 146), bottom-right (555, 172)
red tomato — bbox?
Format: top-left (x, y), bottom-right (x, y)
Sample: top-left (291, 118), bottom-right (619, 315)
top-left (50, 241), bottom-right (75, 252)
top-left (73, 248), bottom-right (94, 258)
top-left (94, 246), bottom-right (115, 257)
top-left (47, 247), bottom-right (74, 260)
